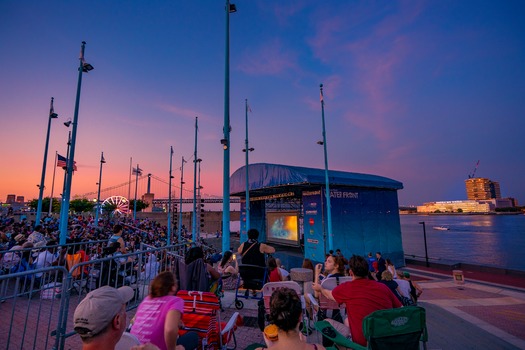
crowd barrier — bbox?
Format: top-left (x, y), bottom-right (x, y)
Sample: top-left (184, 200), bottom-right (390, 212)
top-left (0, 243), bottom-right (186, 350)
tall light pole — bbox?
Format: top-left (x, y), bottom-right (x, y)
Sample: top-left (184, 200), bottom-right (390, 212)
top-left (133, 164), bottom-right (142, 221)
top-left (168, 146), bottom-right (174, 245)
top-left (222, 0), bottom-right (237, 252)
top-left (178, 157), bottom-right (186, 241)
top-left (243, 99), bottom-right (254, 233)
top-left (319, 83), bottom-right (333, 252)
top-left (59, 41), bottom-right (94, 245)
top-left (197, 158), bottom-right (203, 237)
top-left (48, 152), bottom-right (58, 216)
top-left (94, 152), bottom-right (105, 226)
top-left (36, 97), bottom-right (58, 226)
top-left (419, 221), bottom-right (429, 267)
top-left (192, 117), bottom-right (199, 243)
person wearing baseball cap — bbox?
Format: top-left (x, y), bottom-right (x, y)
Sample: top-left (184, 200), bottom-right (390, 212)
top-left (74, 285), bottom-right (134, 349)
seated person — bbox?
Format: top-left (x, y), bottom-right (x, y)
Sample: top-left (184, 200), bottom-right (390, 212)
top-left (184, 246), bottom-right (220, 291)
top-left (275, 258), bottom-right (290, 281)
top-left (268, 257), bottom-right (284, 282)
top-left (237, 228), bottom-right (275, 267)
top-left (217, 251), bottom-right (238, 290)
top-left (74, 285), bottom-right (135, 350)
top-left (312, 255), bottom-right (402, 347)
top-left (257, 287), bottom-right (325, 350)
top-left (130, 271), bottom-right (199, 350)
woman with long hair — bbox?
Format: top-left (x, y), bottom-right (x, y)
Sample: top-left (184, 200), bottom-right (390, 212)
top-left (256, 287), bottom-right (325, 350)
top-left (130, 271), bottom-right (198, 350)
top-left (218, 251), bottom-right (238, 290)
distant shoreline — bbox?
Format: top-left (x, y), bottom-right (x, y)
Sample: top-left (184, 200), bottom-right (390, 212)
top-left (399, 212), bottom-right (523, 216)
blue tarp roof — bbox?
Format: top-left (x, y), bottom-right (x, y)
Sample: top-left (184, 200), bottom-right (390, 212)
top-left (230, 163), bottom-right (403, 195)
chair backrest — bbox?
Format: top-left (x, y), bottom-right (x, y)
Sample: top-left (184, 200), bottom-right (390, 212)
top-left (363, 306), bottom-right (427, 350)
top-left (115, 332), bottom-right (140, 350)
top-left (262, 281), bottom-right (302, 312)
top-left (319, 276), bottom-right (352, 310)
top-left (66, 252), bottom-right (83, 278)
top-left (177, 290), bottom-right (222, 348)
top-left (238, 264), bottom-right (267, 290)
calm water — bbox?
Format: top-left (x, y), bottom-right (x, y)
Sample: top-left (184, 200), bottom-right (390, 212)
top-left (400, 214), bottom-right (525, 272)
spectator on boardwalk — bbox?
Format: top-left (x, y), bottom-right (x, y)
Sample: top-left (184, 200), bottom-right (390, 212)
top-left (312, 255), bottom-right (402, 347)
top-left (27, 225), bottom-right (46, 246)
top-left (375, 252), bottom-right (386, 281)
top-left (130, 271), bottom-right (199, 350)
top-left (237, 228), bottom-right (275, 267)
top-left (257, 287), bottom-right (325, 350)
top-left (386, 258), bottom-right (397, 279)
top-left (73, 285), bottom-right (134, 350)
top-left (395, 271), bottom-right (413, 301)
top-left (33, 240), bottom-right (58, 285)
top-left (378, 270), bottom-right (403, 303)
top-left (108, 224), bottom-right (125, 250)
top-left (268, 257), bottom-right (284, 282)
top-left (275, 258), bottom-right (290, 280)
top-left (217, 250), bottom-right (238, 290)
top-left (401, 272), bottom-right (423, 304)
top-left (184, 246), bottom-right (220, 291)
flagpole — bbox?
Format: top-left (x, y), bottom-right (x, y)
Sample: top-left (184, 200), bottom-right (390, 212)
top-left (59, 131), bottom-right (71, 236)
top-left (48, 151), bottom-right (58, 216)
top-left (168, 146), bottom-right (173, 245)
top-left (243, 99), bottom-right (254, 233)
top-left (133, 163), bottom-right (139, 221)
top-left (128, 157), bottom-right (132, 214)
top-left (178, 157), bottom-right (185, 241)
top-left (320, 83), bottom-right (333, 252)
top-left (36, 97), bottom-right (58, 226)
top-left (192, 117), bottom-right (198, 243)
top-left (95, 152), bottom-right (105, 226)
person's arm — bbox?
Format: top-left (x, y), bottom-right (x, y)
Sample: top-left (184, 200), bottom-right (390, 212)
top-left (164, 309), bottom-right (182, 350)
top-left (237, 243), bottom-right (244, 255)
top-left (207, 264), bottom-right (221, 280)
top-left (320, 287), bottom-right (335, 301)
top-left (260, 243), bottom-right (275, 254)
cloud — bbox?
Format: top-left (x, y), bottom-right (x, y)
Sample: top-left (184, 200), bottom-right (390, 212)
top-left (237, 38), bottom-right (298, 75)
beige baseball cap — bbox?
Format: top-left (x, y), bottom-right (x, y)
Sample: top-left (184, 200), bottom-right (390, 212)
top-left (73, 286), bottom-right (134, 338)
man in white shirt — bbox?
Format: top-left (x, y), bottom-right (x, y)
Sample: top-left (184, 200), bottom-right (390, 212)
top-left (395, 273), bottom-right (412, 299)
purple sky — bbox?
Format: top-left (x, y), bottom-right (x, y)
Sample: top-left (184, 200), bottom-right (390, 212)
top-left (1, 0), bottom-right (524, 206)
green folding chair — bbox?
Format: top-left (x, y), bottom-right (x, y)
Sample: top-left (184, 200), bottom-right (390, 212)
top-left (315, 306), bottom-right (428, 350)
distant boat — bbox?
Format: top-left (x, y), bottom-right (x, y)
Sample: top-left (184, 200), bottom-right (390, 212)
top-left (433, 226), bottom-right (450, 231)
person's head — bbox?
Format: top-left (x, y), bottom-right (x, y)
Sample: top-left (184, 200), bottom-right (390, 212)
top-left (34, 225), bottom-right (43, 233)
top-left (376, 252), bottom-right (382, 259)
top-left (386, 258), bottom-right (393, 266)
top-left (269, 287), bottom-right (303, 332)
top-left (247, 228), bottom-right (260, 240)
top-left (368, 252), bottom-right (373, 258)
top-left (150, 271), bottom-right (177, 297)
top-left (324, 255), bottom-right (345, 275)
top-left (185, 246), bottom-right (204, 265)
top-left (302, 258), bottom-right (314, 271)
top-left (381, 270), bottom-right (393, 281)
top-left (220, 251), bottom-right (233, 267)
top-left (113, 224), bottom-right (123, 235)
top-left (275, 258), bottom-right (282, 268)
top-left (74, 286), bottom-right (134, 344)
top-left (348, 255), bottom-right (370, 278)
top-left (336, 249), bottom-right (342, 256)
top-left (403, 271), bottom-right (411, 279)
top-left (268, 256), bottom-right (278, 271)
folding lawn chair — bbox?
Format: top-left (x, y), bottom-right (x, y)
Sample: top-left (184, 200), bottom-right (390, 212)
top-left (315, 306), bottom-right (428, 350)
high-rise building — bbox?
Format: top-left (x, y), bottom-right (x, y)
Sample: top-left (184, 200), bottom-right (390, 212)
top-left (6, 194), bottom-right (16, 204)
top-left (16, 196), bottom-right (25, 203)
top-left (465, 178), bottom-right (501, 200)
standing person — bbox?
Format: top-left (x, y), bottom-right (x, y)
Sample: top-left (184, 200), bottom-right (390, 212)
top-left (312, 255), bottom-right (402, 347)
top-left (130, 271), bottom-right (199, 350)
top-left (256, 287), bottom-right (325, 350)
top-left (73, 285), bottom-right (135, 350)
top-left (237, 228), bottom-right (275, 267)
top-left (375, 252), bottom-right (386, 281)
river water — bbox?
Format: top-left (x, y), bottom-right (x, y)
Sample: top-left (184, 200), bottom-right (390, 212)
top-left (400, 214), bottom-right (525, 272)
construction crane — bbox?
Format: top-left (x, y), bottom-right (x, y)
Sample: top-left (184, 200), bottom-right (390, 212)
top-left (468, 160), bottom-right (480, 179)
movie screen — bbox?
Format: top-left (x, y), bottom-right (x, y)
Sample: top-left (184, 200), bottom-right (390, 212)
top-left (266, 211), bottom-right (299, 246)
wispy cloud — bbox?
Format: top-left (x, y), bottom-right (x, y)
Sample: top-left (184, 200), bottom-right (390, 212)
top-left (237, 38), bottom-right (298, 75)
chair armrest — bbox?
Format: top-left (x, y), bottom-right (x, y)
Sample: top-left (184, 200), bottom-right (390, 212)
top-left (307, 293), bottom-right (319, 308)
top-left (221, 311), bottom-right (240, 335)
top-left (315, 320), bottom-right (366, 350)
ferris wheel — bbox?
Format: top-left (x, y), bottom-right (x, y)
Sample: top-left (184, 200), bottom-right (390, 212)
top-left (101, 196), bottom-right (129, 215)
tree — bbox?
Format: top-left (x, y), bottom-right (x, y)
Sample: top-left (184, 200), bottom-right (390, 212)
top-left (129, 199), bottom-right (149, 212)
top-left (70, 198), bottom-right (95, 213)
top-left (457, 208), bottom-right (463, 213)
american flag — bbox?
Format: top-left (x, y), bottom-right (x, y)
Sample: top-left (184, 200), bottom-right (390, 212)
top-left (132, 167), bottom-right (143, 176)
top-left (57, 154), bottom-right (77, 171)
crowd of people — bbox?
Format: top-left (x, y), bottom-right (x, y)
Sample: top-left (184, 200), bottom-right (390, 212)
top-left (1, 210), bottom-right (424, 350)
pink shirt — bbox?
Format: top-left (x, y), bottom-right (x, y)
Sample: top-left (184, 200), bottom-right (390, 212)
top-left (131, 295), bottom-right (184, 350)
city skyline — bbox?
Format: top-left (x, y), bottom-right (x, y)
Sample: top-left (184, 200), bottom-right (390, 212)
top-left (1, 1), bottom-right (524, 206)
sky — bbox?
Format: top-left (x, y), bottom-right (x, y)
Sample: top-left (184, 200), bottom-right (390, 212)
top-left (1, 0), bottom-right (524, 207)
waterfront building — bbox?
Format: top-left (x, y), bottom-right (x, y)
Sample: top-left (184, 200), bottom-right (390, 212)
top-left (465, 178), bottom-right (501, 200)
top-left (6, 194), bottom-right (16, 204)
top-left (417, 198), bottom-right (513, 213)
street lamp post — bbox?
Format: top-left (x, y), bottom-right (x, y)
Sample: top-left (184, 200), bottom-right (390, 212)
top-left (94, 152), bottom-right (105, 226)
top-left (36, 97), bottom-right (58, 226)
top-left (319, 84), bottom-right (333, 252)
top-left (243, 99), bottom-right (254, 233)
top-left (168, 146), bottom-right (174, 245)
top-left (59, 41), bottom-right (94, 245)
top-left (192, 117), bottom-right (199, 243)
top-left (222, 0), bottom-right (236, 252)
top-left (419, 221), bottom-right (429, 267)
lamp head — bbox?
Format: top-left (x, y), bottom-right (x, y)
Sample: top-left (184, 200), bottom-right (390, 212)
top-left (50, 112), bottom-right (58, 119)
top-left (220, 139), bottom-right (228, 150)
top-left (229, 3), bottom-right (237, 13)
top-left (317, 141), bottom-right (324, 145)
top-left (82, 63), bottom-right (94, 72)
top-left (64, 120), bottom-right (72, 127)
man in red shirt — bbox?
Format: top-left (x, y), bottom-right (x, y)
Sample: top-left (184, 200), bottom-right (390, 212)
top-left (312, 254), bottom-right (402, 346)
